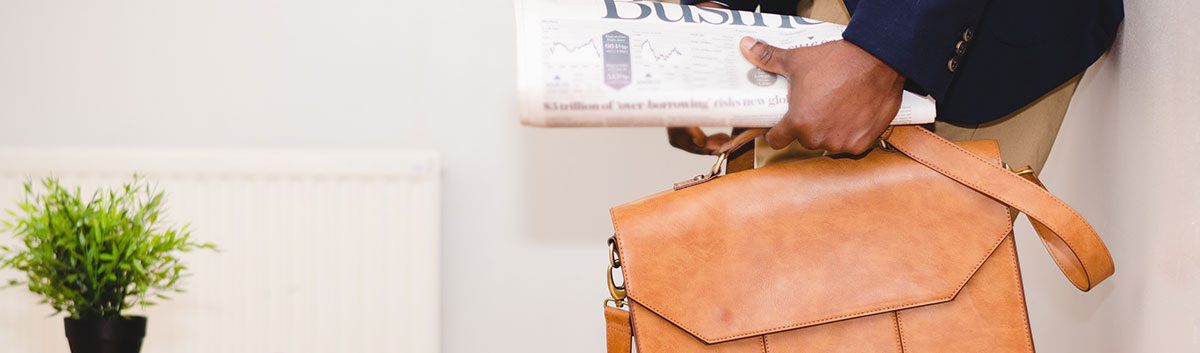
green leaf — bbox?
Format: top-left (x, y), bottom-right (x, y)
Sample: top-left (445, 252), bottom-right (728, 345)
top-left (0, 175), bottom-right (217, 319)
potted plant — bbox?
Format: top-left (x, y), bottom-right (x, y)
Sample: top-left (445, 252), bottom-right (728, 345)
top-left (0, 176), bottom-right (215, 353)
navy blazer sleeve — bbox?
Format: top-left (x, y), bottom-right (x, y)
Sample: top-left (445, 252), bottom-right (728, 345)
top-left (840, 0), bottom-right (987, 99)
top-left (682, 0), bottom-right (1123, 124)
top-left (853, 0), bottom-right (1121, 123)
top-left (683, 0), bottom-right (984, 99)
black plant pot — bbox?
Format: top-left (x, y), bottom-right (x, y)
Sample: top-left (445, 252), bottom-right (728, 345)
top-left (64, 316), bottom-right (147, 353)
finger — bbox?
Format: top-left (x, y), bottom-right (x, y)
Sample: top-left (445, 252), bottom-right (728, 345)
top-left (740, 37), bottom-right (789, 76)
top-left (764, 120), bottom-right (796, 150)
top-left (667, 127), bottom-right (699, 144)
top-left (844, 136), bottom-right (874, 155)
top-left (667, 127), bottom-right (709, 155)
top-left (843, 100), bottom-right (900, 155)
top-left (704, 133), bottom-right (731, 154)
top-left (853, 98), bottom-right (903, 154)
top-left (667, 127), bottom-right (696, 149)
top-left (684, 127), bottom-right (708, 147)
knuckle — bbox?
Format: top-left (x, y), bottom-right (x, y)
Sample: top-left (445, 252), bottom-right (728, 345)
top-left (767, 133), bottom-right (790, 148)
top-left (825, 142), bottom-right (844, 153)
top-left (759, 45), bottom-right (775, 66)
top-left (821, 135), bottom-right (844, 152)
top-left (848, 142), bottom-right (870, 155)
top-left (784, 116), bottom-right (805, 132)
top-left (841, 135), bottom-right (871, 155)
top-left (798, 135), bottom-right (820, 150)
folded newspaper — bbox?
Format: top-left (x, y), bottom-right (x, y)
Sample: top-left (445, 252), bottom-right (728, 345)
top-left (516, 0), bottom-right (937, 127)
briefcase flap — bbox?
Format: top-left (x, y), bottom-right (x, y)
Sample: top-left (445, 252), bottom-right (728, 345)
top-left (609, 140), bottom-right (1013, 344)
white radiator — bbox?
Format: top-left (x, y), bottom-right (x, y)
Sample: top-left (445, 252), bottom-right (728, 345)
top-left (0, 148), bottom-right (440, 353)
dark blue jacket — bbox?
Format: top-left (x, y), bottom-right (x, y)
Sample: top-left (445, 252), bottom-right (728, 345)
top-left (683, 0), bottom-right (1124, 124)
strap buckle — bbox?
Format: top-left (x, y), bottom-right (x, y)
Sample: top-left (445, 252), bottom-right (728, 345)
top-left (877, 138), bottom-right (896, 152)
top-left (605, 298), bottom-right (627, 308)
top-left (711, 152), bottom-right (729, 176)
top-left (1004, 163), bottom-right (1036, 176)
top-left (606, 238), bottom-right (627, 307)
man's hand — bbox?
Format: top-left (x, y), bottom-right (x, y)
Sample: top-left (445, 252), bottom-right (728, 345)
top-left (740, 37), bottom-right (905, 155)
top-left (667, 127), bottom-right (730, 155)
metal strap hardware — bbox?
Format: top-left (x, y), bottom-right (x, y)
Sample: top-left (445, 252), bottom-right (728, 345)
top-left (606, 238), bottom-right (627, 307)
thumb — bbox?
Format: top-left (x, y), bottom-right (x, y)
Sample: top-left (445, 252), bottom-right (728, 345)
top-left (740, 37), bottom-right (790, 76)
top-left (764, 121), bottom-right (796, 150)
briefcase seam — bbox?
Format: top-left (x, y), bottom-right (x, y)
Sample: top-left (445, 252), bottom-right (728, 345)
top-left (629, 301), bottom-right (645, 353)
top-left (617, 216), bottom-right (1014, 343)
top-left (893, 312), bottom-right (906, 353)
top-left (1004, 235), bottom-right (1036, 352)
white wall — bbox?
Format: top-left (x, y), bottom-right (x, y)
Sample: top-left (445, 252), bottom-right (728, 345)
top-left (0, 1), bottom-right (711, 352)
top-left (0, 0), bottom-right (1196, 352)
top-left (1016, 0), bottom-right (1200, 351)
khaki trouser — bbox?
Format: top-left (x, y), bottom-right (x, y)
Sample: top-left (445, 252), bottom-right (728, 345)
top-left (755, 0), bottom-right (1080, 174)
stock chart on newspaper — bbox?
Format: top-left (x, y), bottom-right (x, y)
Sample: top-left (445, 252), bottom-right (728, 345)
top-left (541, 19), bottom-right (753, 96)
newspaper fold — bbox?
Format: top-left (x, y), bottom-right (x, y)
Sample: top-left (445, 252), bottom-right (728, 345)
top-left (516, 0), bottom-right (937, 127)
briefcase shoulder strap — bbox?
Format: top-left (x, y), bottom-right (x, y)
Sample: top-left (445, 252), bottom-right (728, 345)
top-left (605, 306), bottom-right (633, 353)
top-left (882, 125), bottom-right (1115, 291)
top-left (710, 126), bottom-right (1115, 291)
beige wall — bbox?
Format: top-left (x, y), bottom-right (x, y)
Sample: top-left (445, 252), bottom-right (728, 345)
top-left (1016, 0), bottom-right (1200, 351)
top-left (0, 0), bottom-right (1196, 352)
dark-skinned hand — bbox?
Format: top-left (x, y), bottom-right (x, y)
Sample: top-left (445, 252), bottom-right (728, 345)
top-left (667, 127), bottom-right (730, 155)
top-left (740, 37), bottom-right (905, 155)
top-left (668, 2), bottom-right (905, 156)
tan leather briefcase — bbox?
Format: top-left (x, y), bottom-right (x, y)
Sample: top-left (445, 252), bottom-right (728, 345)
top-left (603, 125), bottom-right (1114, 352)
